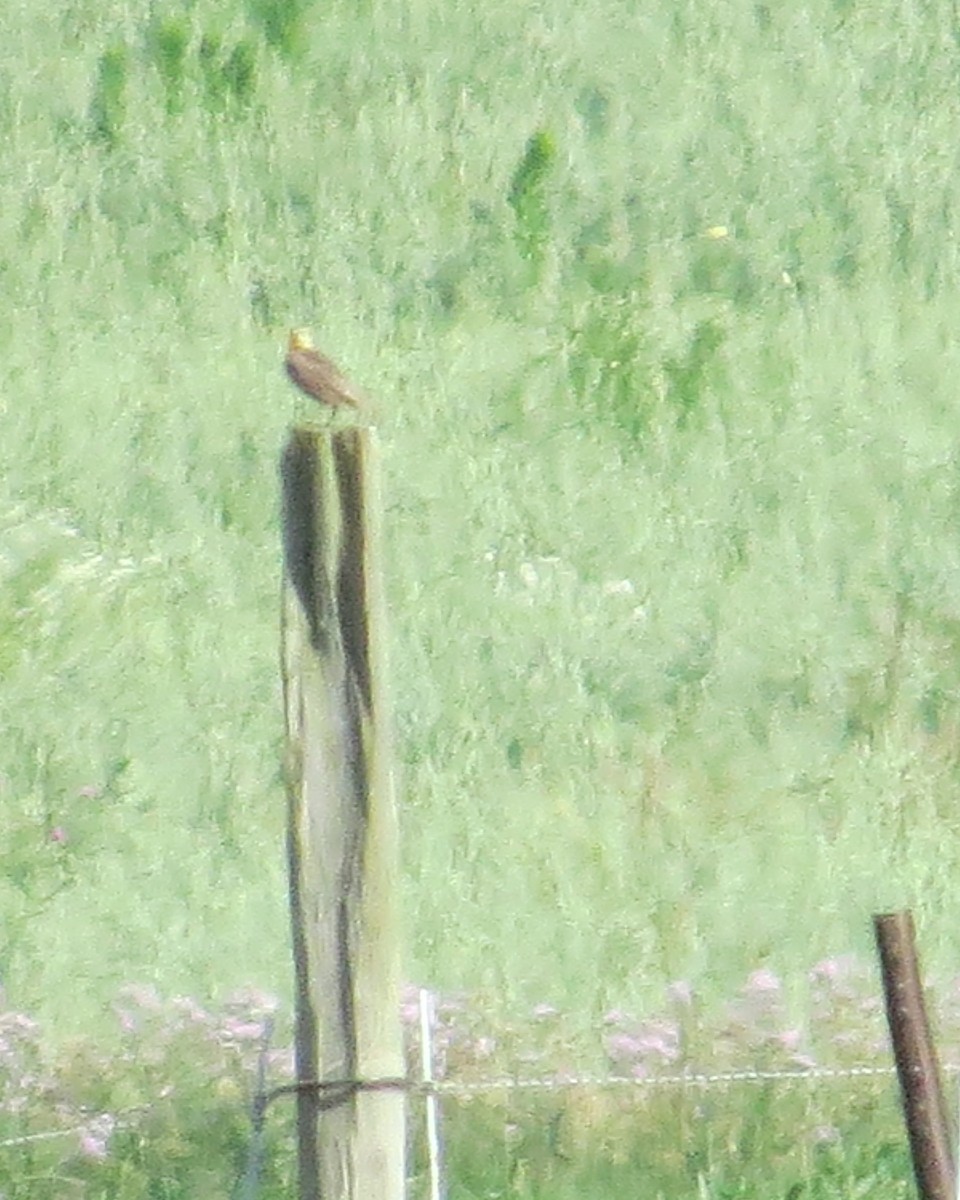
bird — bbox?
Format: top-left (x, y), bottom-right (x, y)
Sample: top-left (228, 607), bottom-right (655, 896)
top-left (284, 329), bottom-right (368, 413)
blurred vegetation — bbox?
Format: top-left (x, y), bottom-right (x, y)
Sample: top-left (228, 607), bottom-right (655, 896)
top-left (0, 970), bottom-right (919, 1198)
top-left (1, 7), bottom-right (959, 1194)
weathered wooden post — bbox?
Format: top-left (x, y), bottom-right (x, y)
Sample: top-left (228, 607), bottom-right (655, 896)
top-left (280, 422), bottom-right (405, 1200)
top-left (874, 911), bottom-right (955, 1200)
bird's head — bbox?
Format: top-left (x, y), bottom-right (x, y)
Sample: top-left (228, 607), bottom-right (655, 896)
top-left (288, 328), bottom-right (315, 353)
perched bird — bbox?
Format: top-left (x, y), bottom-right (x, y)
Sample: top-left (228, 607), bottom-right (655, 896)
top-left (284, 329), bottom-right (367, 413)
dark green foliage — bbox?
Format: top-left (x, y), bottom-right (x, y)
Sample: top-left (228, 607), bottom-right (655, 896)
top-left (89, 44), bottom-right (127, 148)
top-left (199, 33), bottom-right (226, 110)
top-left (425, 255), bottom-right (470, 317)
top-left (18, 193), bottom-right (46, 245)
top-left (885, 189), bottom-right (913, 274)
top-left (508, 128), bottom-right (556, 265)
top-left (246, 0), bottom-right (309, 62)
top-left (575, 85), bottom-right (610, 141)
top-left (567, 292), bottom-right (656, 444)
top-left (687, 234), bottom-right (760, 308)
top-left (199, 33), bottom-right (258, 114)
top-left (199, 33), bottom-right (259, 113)
top-left (224, 39), bottom-right (257, 106)
top-left (508, 129), bottom-right (556, 214)
top-left (145, 18), bottom-right (189, 115)
top-left (249, 277), bottom-right (274, 328)
top-left (569, 289), bottom-right (728, 444)
top-left (664, 318), bottom-right (726, 429)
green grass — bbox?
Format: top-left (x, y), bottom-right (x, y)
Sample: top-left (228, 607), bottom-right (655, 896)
top-left (2, 0), bottom-right (960, 1188)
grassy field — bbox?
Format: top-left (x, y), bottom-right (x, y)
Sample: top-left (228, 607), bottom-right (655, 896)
top-left (3, 0), bottom-right (960, 1191)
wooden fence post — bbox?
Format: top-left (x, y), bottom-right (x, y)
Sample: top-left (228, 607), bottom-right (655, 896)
top-left (280, 425), bottom-right (405, 1200)
top-left (874, 911), bottom-right (955, 1200)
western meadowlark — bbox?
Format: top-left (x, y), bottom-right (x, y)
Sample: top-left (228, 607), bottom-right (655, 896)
top-left (284, 329), bottom-right (367, 412)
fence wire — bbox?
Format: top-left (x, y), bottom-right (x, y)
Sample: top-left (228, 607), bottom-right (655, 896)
top-left (0, 1051), bottom-right (937, 1200)
top-left (430, 1062), bottom-right (903, 1093)
top-left (0, 1059), bottom-right (939, 1155)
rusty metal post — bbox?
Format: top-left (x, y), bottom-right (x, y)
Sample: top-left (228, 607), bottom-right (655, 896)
top-left (874, 911), bottom-right (955, 1200)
